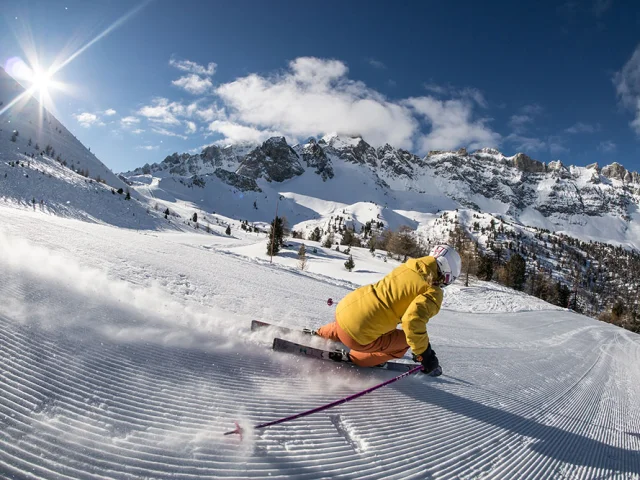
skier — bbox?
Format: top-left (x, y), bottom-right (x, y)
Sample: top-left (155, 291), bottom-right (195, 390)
top-left (316, 244), bottom-right (461, 375)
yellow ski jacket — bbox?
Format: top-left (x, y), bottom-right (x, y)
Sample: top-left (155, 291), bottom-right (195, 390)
top-left (336, 256), bottom-right (443, 355)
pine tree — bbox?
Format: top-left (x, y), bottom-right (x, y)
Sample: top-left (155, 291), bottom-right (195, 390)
top-left (344, 254), bottom-right (355, 272)
top-left (477, 254), bottom-right (494, 281)
top-left (322, 232), bottom-right (334, 248)
top-left (297, 243), bottom-right (308, 270)
top-left (125, 190), bottom-right (131, 200)
top-left (267, 216), bottom-right (284, 256)
top-left (505, 253), bottom-right (526, 290)
top-left (341, 228), bottom-right (355, 246)
top-left (226, 225), bottom-right (231, 235)
top-left (309, 227), bottom-right (322, 242)
top-left (387, 226), bottom-right (419, 261)
top-left (192, 212), bottom-right (198, 223)
top-left (554, 282), bottom-right (571, 307)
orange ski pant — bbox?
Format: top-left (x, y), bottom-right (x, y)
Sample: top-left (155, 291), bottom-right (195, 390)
top-left (316, 321), bottom-right (410, 367)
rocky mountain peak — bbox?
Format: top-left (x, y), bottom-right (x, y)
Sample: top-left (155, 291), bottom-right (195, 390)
top-left (547, 160), bottom-right (568, 172)
top-left (475, 147), bottom-right (502, 155)
top-left (511, 153), bottom-right (546, 173)
top-left (300, 138), bottom-right (334, 181)
top-left (236, 137), bottom-right (304, 183)
top-left (601, 162), bottom-right (639, 184)
top-left (586, 162), bottom-right (600, 172)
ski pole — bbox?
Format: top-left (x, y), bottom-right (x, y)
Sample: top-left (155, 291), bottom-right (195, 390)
top-left (224, 364), bottom-right (423, 437)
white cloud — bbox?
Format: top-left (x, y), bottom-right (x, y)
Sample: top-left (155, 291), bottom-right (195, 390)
top-left (598, 140), bottom-right (616, 153)
top-left (195, 104), bottom-right (226, 122)
top-left (208, 120), bottom-right (282, 144)
top-left (151, 127), bottom-right (188, 140)
top-left (104, 109), bottom-right (117, 116)
top-left (185, 121), bottom-right (197, 134)
top-left (136, 145), bottom-right (158, 151)
top-left (507, 104), bottom-right (544, 134)
top-left (133, 57), bottom-right (505, 152)
top-left (367, 58), bottom-right (387, 70)
top-left (549, 142), bottom-right (569, 156)
top-left (462, 89), bottom-right (488, 108)
top-left (423, 83), bottom-right (487, 108)
top-left (131, 128), bottom-right (145, 135)
top-left (74, 112), bottom-right (99, 128)
top-left (505, 133), bottom-right (546, 152)
top-left (521, 104), bottom-right (543, 116)
top-left (405, 97), bottom-right (500, 152)
top-left (121, 116), bottom-right (140, 126)
top-left (509, 114), bottom-right (533, 130)
top-left (138, 98), bottom-right (183, 125)
top-left (172, 74), bottom-right (213, 95)
top-left (613, 44), bottom-right (640, 135)
top-left (423, 83), bottom-right (448, 95)
top-left (169, 57), bottom-right (216, 77)
top-left (215, 57), bottom-right (417, 149)
top-left (565, 122), bottom-right (599, 134)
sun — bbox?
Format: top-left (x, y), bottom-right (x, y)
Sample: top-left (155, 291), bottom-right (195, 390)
top-left (1, 57), bottom-right (62, 113)
top-left (30, 67), bottom-right (53, 95)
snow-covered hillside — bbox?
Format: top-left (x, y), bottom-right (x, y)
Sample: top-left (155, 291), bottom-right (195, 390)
top-left (1, 205), bottom-right (639, 479)
top-left (0, 67), bottom-right (178, 229)
top-left (0, 66), bottom-right (125, 190)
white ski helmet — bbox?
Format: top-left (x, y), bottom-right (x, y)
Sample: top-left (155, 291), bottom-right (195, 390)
top-left (429, 244), bottom-right (461, 286)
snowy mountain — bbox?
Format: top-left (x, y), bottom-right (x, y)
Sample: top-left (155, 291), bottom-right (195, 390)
top-left (127, 133), bottom-right (640, 250)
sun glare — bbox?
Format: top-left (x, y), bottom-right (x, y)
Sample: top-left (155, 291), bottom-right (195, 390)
top-left (0, 1), bottom-right (150, 118)
top-left (30, 68), bottom-right (52, 94)
top-left (0, 57), bottom-right (64, 117)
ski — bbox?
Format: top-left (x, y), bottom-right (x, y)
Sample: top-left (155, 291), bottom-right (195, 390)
top-left (272, 337), bottom-right (419, 372)
top-left (251, 320), bottom-right (316, 337)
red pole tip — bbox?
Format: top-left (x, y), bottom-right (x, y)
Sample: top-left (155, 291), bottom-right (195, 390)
top-left (224, 421), bottom-right (244, 439)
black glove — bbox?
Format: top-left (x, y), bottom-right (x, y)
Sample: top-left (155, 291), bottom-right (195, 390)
top-left (413, 344), bottom-right (441, 376)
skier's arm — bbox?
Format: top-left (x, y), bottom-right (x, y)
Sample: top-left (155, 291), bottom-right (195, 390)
top-left (400, 288), bottom-right (442, 355)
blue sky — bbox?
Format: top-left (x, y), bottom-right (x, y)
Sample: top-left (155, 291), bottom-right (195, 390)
top-left (1, 0), bottom-right (640, 173)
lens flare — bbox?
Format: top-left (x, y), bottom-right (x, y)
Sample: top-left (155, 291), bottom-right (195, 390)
top-left (0, 1), bottom-right (151, 119)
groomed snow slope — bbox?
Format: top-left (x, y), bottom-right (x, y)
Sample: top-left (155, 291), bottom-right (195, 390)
top-left (1, 205), bottom-right (639, 479)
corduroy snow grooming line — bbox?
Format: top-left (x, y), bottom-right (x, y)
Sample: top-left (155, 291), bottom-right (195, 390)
top-left (224, 365), bottom-right (423, 438)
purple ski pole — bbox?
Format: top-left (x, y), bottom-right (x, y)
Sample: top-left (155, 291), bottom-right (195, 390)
top-left (224, 364), bottom-right (423, 437)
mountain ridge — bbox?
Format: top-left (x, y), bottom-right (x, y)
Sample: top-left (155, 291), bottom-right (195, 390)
top-left (125, 134), bottom-right (640, 251)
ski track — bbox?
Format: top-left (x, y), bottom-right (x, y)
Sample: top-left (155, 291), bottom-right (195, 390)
top-left (1, 206), bottom-right (639, 479)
